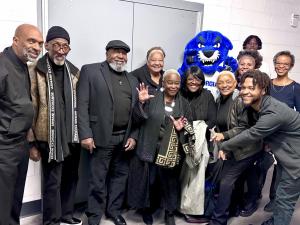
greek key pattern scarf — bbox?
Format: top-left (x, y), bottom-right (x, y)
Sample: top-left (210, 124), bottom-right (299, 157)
top-left (155, 121), bottom-right (195, 168)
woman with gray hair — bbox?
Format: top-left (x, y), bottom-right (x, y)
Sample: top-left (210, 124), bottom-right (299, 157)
top-left (130, 46), bottom-right (165, 95)
top-left (127, 69), bottom-right (193, 225)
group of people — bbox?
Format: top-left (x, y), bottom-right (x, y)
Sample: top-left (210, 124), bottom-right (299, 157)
top-left (0, 24), bottom-right (299, 225)
top-left (0, 24), bottom-right (83, 225)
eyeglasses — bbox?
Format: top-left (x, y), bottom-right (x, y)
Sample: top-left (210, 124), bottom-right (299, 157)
top-left (187, 77), bottom-right (202, 83)
top-left (52, 42), bottom-right (71, 52)
top-left (275, 62), bottom-right (291, 67)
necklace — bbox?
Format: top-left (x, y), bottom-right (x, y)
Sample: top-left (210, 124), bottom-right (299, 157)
top-left (165, 100), bottom-right (175, 112)
top-left (272, 77), bottom-right (294, 93)
top-left (271, 83), bottom-right (287, 93)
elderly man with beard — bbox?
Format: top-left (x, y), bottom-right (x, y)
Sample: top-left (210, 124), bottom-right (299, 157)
top-left (77, 40), bottom-right (138, 225)
top-left (27, 26), bottom-right (82, 225)
top-left (0, 24), bottom-right (43, 225)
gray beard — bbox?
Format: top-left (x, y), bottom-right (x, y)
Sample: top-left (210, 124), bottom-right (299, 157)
top-left (23, 49), bottom-right (37, 62)
top-left (109, 62), bottom-right (126, 72)
top-left (53, 58), bottom-right (65, 66)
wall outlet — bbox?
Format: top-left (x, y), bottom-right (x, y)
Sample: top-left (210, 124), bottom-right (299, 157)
top-left (291, 13), bottom-right (300, 28)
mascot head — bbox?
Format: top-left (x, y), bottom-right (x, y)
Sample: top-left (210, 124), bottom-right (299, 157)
top-left (179, 30), bottom-right (236, 75)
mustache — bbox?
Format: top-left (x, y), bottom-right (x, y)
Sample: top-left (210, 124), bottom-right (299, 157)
top-left (109, 61), bottom-right (127, 72)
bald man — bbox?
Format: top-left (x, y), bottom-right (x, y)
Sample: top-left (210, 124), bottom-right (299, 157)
top-left (0, 24), bottom-right (43, 225)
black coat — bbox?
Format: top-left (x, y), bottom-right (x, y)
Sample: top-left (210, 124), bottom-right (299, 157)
top-left (130, 64), bottom-right (163, 95)
top-left (77, 61), bottom-right (139, 147)
top-left (0, 47), bottom-right (34, 149)
top-left (134, 91), bottom-right (192, 162)
top-left (216, 96), bottom-right (262, 161)
top-left (127, 91), bottom-right (192, 208)
top-left (181, 88), bottom-right (216, 129)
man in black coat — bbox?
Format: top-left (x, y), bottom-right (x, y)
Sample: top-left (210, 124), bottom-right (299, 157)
top-left (77, 40), bottom-right (138, 225)
top-left (220, 70), bottom-right (300, 225)
top-left (0, 24), bottom-right (43, 225)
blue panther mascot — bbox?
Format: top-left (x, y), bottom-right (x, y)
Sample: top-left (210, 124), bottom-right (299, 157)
top-left (179, 30), bottom-right (238, 98)
top-left (179, 30), bottom-right (237, 75)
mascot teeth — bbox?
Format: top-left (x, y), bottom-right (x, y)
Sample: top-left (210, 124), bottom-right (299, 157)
top-left (198, 51), bottom-right (220, 64)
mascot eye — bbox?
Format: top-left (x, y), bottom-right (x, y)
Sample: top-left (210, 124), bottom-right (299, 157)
top-left (198, 43), bottom-right (205, 48)
top-left (213, 43), bottom-right (221, 48)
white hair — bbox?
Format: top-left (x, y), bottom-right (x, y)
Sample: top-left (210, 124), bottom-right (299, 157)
top-left (217, 71), bottom-right (236, 82)
top-left (162, 69), bottom-right (181, 81)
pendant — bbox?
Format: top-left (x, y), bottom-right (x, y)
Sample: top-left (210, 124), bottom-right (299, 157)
top-left (165, 101), bottom-right (175, 112)
top-left (119, 80), bottom-right (123, 85)
top-left (165, 106), bottom-right (173, 112)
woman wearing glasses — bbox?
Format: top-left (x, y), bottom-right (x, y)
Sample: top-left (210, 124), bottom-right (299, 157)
top-left (263, 51), bottom-right (300, 213)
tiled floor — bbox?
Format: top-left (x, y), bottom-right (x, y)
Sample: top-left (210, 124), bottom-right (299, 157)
top-left (21, 166), bottom-right (300, 225)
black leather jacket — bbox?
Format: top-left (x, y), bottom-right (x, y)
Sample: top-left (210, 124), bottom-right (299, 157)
top-left (216, 95), bottom-right (263, 161)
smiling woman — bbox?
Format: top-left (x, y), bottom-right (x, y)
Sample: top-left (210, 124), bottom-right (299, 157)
top-left (217, 71), bottom-right (237, 97)
top-left (180, 65), bottom-right (216, 130)
top-left (179, 65), bottom-right (216, 222)
top-left (130, 46), bottom-right (166, 96)
top-left (128, 69), bottom-right (194, 225)
top-left (235, 50), bottom-right (263, 89)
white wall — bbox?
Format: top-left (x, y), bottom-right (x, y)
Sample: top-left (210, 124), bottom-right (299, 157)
top-left (0, 0), bottom-right (42, 202)
top-left (186, 0), bottom-right (300, 81)
top-left (0, 0), bottom-right (38, 50)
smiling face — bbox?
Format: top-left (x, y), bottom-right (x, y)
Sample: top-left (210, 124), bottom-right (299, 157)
top-left (245, 37), bottom-right (259, 51)
top-left (45, 38), bottom-right (70, 66)
top-left (238, 55), bottom-right (256, 75)
top-left (13, 24), bottom-right (44, 63)
top-left (106, 48), bottom-right (128, 72)
top-left (216, 73), bottom-right (237, 97)
top-left (163, 73), bottom-right (181, 98)
top-left (274, 55), bottom-right (292, 78)
top-left (240, 77), bottom-right (265, 110)
top-left (186, 73), bottom-right (202, 92)
top-left (147, 50), bottom-right (164, 74)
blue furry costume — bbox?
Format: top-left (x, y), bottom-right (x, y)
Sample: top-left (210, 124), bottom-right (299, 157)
top-left (179, 30), bottom-right (238, 97)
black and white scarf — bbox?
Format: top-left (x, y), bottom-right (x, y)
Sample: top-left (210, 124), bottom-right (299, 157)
top-left (46, 57), bottom-right (78, 162)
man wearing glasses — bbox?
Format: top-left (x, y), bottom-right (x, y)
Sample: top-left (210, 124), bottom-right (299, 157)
top-left (28, 26), bottom-right (82, 225)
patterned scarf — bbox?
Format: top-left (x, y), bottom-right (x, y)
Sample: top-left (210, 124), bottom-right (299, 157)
top-left (155, 121), bottom-right (195, 168)
top-left (46, 57), bottom-right (78, 162)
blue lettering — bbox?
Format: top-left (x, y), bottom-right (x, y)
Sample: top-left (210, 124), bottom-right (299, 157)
top-left (205, 81), bottom-right (216, 87)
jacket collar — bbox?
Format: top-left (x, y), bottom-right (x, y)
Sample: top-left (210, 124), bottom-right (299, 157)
top-left (258, 95), bottom-right (270, 113)
top-left (36, 53), bottom-right (79, 76)
top-left (3, 47), bottom-right (28, 73)
top-left (142, 64), bottom-right (163, 88)
top-left (100, 61), bottom-right (135, 105)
